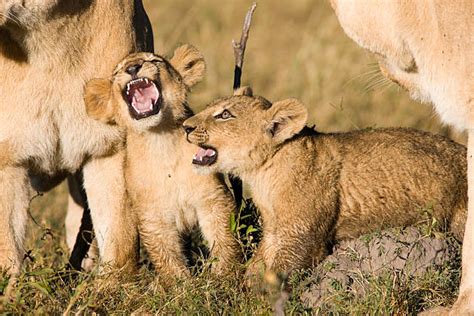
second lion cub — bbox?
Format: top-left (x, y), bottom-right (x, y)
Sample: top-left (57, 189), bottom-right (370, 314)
top-left (84, 45), bottom-right (241, 280)
top-left (183, 87), bottom-right (467, 277)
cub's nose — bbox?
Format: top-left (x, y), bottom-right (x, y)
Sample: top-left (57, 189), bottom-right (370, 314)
top-left (183, 124), bottom-right (196, 135)
top-left (126, 64), bottom-right (142, 77)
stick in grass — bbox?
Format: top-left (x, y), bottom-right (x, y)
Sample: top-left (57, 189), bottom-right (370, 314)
top-left (229, 2), bottom-right (257, 209)
top-left (232, 2), bottom-right (257, 91)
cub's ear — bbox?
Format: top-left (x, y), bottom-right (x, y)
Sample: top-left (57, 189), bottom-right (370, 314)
top-left (84, 78), bottom-right (115, 124)
top-left (170, 44), bottom-right (206, 88)
top-left (266, 98), bottom-right (308, 143)
top-left (233, 86), bottom-right (253, 97)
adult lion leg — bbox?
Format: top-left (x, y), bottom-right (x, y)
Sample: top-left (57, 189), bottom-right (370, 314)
top-left (0, 166), bottom-right (31, 275)
top-left (451, 131), bottom-right (474, 315)
top-left (82, 151), bottom-right (139, 273)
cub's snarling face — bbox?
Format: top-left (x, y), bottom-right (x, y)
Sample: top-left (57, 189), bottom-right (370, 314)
top-left (85, 45), bottom-right (205, 132)
top-left (183, 87), bottom-right (308, 175)
top-left (0, 0), bottom-right (59, 27)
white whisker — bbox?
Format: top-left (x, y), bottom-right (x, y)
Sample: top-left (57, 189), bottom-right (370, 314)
top-left (343, 68), bottom-right (382, 88)
top-left (0, 11), bottom-right (21, 25)
top-left (8, 10), bottom-right (23, 25)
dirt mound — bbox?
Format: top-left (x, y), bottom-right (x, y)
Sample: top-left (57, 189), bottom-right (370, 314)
top-left (300, 227), bottom-right (461, 309)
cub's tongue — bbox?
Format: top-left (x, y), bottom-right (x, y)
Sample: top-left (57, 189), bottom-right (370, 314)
top-left (130, 82), bottom-right (159, 113)
top-left (193, 147), bottom-right (217, 166)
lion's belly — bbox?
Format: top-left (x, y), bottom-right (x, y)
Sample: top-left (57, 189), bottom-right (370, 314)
top-left (0, 75), bottom-right (120, 174)
top-left (57, 103), bottom-right (122, 172)
top-left (0, 78), bottom-right (59, 173)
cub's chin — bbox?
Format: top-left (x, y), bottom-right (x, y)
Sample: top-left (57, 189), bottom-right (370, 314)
top-left (122, 107), bottom-right (165, 133)
top-left (191, 164), bottom-right (217, 176)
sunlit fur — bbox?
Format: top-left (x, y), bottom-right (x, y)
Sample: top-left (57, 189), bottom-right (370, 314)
top-left (84, 46), bottom-right (241, 282)
top-left (0, 0), bottom-right (147, 276)
top-left (331, 1), bottom-right (474, 314)
top-left (184, 88), bottom-right (467, 278)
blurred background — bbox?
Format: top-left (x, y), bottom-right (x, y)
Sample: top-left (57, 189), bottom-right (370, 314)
top-left (27, 0), bottom-right (465, 264)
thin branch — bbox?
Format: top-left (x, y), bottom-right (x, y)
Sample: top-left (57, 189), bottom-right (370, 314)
top-left (232, 2), bottom-right (257, 91)
top-left (229, 2), bottom-right (257, 209)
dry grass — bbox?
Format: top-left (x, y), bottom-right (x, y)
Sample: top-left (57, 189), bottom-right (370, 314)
top-left (1, 0), bottom-right (464, 313)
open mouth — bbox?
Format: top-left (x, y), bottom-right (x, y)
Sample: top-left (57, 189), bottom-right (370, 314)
top-left (123, 77), bottom-right (161, 120)
top-left (193, 146), bottom-right (217, 166)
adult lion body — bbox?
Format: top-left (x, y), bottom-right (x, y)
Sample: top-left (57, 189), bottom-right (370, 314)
top-left (331, 0), bottom-right (473, 313)
top-left (0, 0), bottom-right (153, 275)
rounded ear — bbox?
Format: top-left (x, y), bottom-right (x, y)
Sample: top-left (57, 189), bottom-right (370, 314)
top-left (233, 86), bottom-right (253, 97)
top-left (266, 98), bottom-right (308, 143)
top-left (170, 44), bottom-right (206, 88)
top-left (84, 78), bottom-right (115, 124)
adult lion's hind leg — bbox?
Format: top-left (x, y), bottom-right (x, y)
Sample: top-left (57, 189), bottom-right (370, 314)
top-left (0, 166), bottom-right (31, 280)
top-left (82, 152), bottom-right (139, 274)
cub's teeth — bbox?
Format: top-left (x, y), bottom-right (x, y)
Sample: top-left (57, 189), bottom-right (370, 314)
top-left (193, 154), bottom-right (197, 160)
top-left (144, 78), bottom-right (149, 84)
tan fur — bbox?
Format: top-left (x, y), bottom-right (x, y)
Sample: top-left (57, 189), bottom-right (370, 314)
top-left (183, 89), bottom-right (467, 277)
top-left (330, 1), bottom-right (474, 313)
top-left (0, 140), bottom-right (12, 168)
top-left (330, 1), bottom-right (473, 130)
top-left (0, 0), bottom-right (150, 274)
top-left (84, 46), bottom-right (241, 281)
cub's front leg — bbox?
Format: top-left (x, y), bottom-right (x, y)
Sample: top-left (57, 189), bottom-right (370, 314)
top-left (246, 227), bottom-right (328, 282)
top-left (137, 207), bottom-right (190, 281)
top-left (195, 181), bottom-right (242, 275)
top-left (246, 209), bottom-right (333, 282)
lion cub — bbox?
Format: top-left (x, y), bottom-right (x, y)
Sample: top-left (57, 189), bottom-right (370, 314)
top-left (183, 87), bottom-right (467, 276)
top-left (83, 45), bottom-right (241, 280)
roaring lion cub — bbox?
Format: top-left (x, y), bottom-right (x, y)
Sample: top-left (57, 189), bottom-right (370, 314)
top-left (84, 46), bottom-right (241, 279)
top-left (183, 87), bottom-right (467, 276)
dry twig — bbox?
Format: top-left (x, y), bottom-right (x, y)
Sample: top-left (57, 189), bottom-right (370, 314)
top-left (229, 3), bottom-right (257, 208)
top-left (232, 2), bottom-right (257, 91)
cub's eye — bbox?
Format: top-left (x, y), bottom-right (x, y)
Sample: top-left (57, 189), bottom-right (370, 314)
top-left (214, 109), bottom-right (234, 120)
top-left (151, 58), bottom-right (164, 64)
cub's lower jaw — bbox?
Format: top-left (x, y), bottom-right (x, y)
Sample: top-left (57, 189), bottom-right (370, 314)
top-left (192, 146), bottom-right (218, 166)
top-left (123, 77), bottom-right (162, 120)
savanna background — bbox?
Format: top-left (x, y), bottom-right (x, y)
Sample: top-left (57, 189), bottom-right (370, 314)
top-left (2, 0), bottom-right (465, 314)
